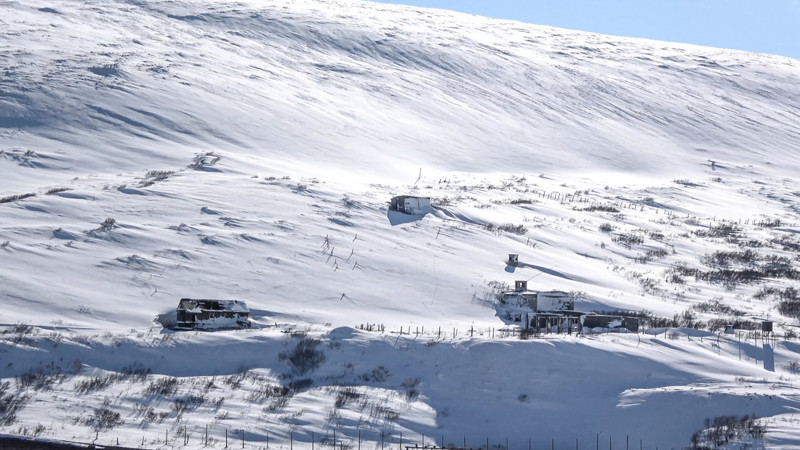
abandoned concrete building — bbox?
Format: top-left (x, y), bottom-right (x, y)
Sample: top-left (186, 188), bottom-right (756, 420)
top-left (500, 280), bottom-right (574, 312)
top-left (175, 298), bottom-right (251, 329)
top-left (389, 195), bottom-right (431, 215)
top-left (499, 280), bottom-right (638, 333)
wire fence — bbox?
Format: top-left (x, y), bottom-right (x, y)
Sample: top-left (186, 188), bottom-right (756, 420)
top-left (353, 322), bottom-right (789, 346)
top-left (16, 428), bottom-right (682, 450)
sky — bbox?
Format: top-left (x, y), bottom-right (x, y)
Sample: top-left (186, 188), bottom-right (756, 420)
top-left (369, 0), bottom-right (800, 60)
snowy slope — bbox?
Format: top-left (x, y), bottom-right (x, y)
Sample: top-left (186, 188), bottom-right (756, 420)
top-left (3, 0), bottom-right (800, 189)
top-left (2, 0), bottom-right (800, 448)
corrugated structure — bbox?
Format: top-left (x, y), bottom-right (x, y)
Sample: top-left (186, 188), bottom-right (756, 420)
top-left (175, 298), bottom-right (250, 329)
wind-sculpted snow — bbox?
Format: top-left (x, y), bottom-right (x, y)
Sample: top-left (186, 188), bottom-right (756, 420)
top-left (2, 0), bottom-right (799, 188)
top-left (3, 0), bottom-right (800, 448)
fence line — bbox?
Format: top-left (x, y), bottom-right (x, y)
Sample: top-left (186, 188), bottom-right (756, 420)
top-left (353, 322), bottom-right (787, 346)
top-left (34, 429), bottom-right (681, 450)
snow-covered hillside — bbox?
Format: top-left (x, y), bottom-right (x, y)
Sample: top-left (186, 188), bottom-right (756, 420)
top-left (2, 0), bottom-right (800, 448)
top-left (3, 0), bottom-right (800, 188)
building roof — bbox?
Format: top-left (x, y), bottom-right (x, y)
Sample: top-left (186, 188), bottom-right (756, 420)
top-left (391, 195), bottom-right (430, 200)
top-left (177, 298), bottom-right (249, 313)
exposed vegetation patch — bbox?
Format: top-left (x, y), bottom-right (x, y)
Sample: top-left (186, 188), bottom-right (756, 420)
top-left (45, 187), bottom-right (71, 195)
top-left (0, 381), bottom-right (30, 426)
top-left (359, 366), bottom-right (391, 383)
top-left (635, 248), bottom-right (669, 264)
top-left (701, 250), bottom-right (759, 268)
top-left (83, 407), bottom-right (124, 431)
top-left (509, 198), bottom-right (534, 205)
top-left (612, 232), bottom-right (644, 249)
top-left (484, 223), bottom-right (528, 234)
top-left (772, 234), bottom-right (800, 252)
top-left (673, 179), bottom-right (702, 187)
top-left (171, 395), bottom-right (205, 416)
top-left (188, 151), bottom-right (221, 170)
top-left (400, 377), bottom-right (420, 400)
top-left (582, 204), bottom-right (619, 213)
top-left (334, 386), bottom-right (361, 408)
top-left (0, 192), bottom-right (36, 204)
top-left (689, 415), bottom-right (765, 449)
top-left (598, 222), bottom-right (614, 233)
top-left (592, 309), bottom-right (759, 332)
top-left (248, 384), bottom-right (290, 403)
top-left (91, 217), bottom-right (117, 233)
top-left (280, 337), bottom-right (325, 375)
top-left (139, 170), bottom-right (175, 187)
top-left (694, 223), bottom-right (740, 239)
top-left (144, 377), bottom-right (180, 396)
top-left (75, 375), bottom-right (124, 394)
top-left (692, 298), bottom-right (744, 317)
top-left (666, 250), bottom-right (799, 290)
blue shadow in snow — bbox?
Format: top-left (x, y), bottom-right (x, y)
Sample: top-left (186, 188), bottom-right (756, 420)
top-left (386, 209), bottom-right (426, 226)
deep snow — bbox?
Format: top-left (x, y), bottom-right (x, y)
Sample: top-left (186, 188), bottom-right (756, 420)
top-left (2, 0), bottom-right (800, 448)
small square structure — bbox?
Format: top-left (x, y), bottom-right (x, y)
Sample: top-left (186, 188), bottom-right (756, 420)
top-left (176, 298), bottom-right (250, 329)
top-left (507, 254), bottom-right (519, 266)
top-left (389, 196), bottom-right (431, 215)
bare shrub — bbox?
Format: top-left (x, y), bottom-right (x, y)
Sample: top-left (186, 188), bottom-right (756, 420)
top-left (133, 404), bottom-right (158, 425)
top-left (0, 193), bottom-right (36, 204)
top-left (287, 378), bottom-right (313, 392)
top-left (0, 381), bottom-right (30, 426)
top-left (689, 414), bottom-right (765, 449)
top-left (188, 152), bottom-right (220, 170)
top-left (400, 377), bottom-right (421, 400)
top-left (45, 187), bottom-right (71, 195)
top-left (263, 396), bottom-right (289, 412)
top-left (598, 223), bottom-right (614, 233)
top-left (778, 301), bottom-right (800, 320)
top-left (17, 367), bottom-right (66, 391)
top-left (694, 223), bottom-right (740, 238)
top-left (359, 366), bottom-right (391, 383)
top-left (140, 170), bottom-right (175, 187)
top-left (702, 250), bottom-right (759, 269)
top-left (509, 198), bottom-right (534, 205)
top-left (692, 298), bottom-right (744, 316)
top-left (499, 223), bottom-right (527, 234)
top-left (2, 323), bottom-right (37, 345)
top-left (771, 234), bottom-right (800, 252)
top-left (76, 375), bottom-right (123, 394)
top-left (223, 371), bottom-right (248, 390)
top-left (144, 377), bottom-right (179, 396)
top-left (247, 384), bottom-right (290, 403)
top-left (279, 337), bottom-right (325, 375)
top-left (84, 407), bottom-right (123, 431)
top-left (121, 363), bottom-right (151, 381)
top-left (613, 232), bottom-right (644, 249)
top-left (92, 217), bottom-right (117, 233)
top-left (635, 248), bottom-right (669, 264)
top-left (171, 395), bottom-right (205, 415)
top-left (292, 183), bottom-right (309, 194)
top-left (582, 204), bottom-right (619, 213)
top-left (756, 218), bottom-right (782, 228)
top-left (334, 387), bottom-right (361, 408)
